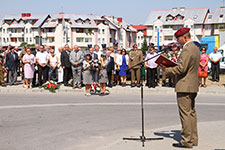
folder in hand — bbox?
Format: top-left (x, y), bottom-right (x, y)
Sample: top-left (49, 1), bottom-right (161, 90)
top-left (155, 55), bottom-right (178, 67)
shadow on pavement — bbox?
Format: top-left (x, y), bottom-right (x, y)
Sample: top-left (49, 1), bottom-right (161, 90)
top-left (154, 130), bottom-right (181, 143)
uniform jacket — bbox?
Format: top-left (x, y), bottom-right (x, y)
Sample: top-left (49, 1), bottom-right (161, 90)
top-left (61, 50), bottom-right (71, 68)
top-left (128, 50), bottom-right (143, 69)
top-left (69, 50), bottom-right (84, 69)
top-left (5, 52), bottom-right (19, 71)
top-left (165, 41), bottom-right (200, 93)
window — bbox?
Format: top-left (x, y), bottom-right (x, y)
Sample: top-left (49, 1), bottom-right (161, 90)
top-left (3, 38), bottom-right (6, 43)
top-left (26, 28), bottom-right (28, 33)
top-left (49, 37), bottom-right (55, 43)
top-left (193, 15), bottom-right (198, 20)
top-left (98, 38), bottom-right (101, 43)
top-left (102, 38), bottom-right (105, 43)
top-left (138, 36), bottom-right (140, 40)
top-left (26, 38), bottom-right (28, 42)
top-left (85, 38), bottom-right (92, 43)
top-left (98, 29), bottom-right (100, 34)
top-left (76, 28), bottom-right (84, 33)
top-left (7, 38), bottom-right (9, 42)
top-left (141, 36), bottom-right (144, 40)
top-left (157, 16), bottom-right (161, 19)
top-left (11, 37), bottom-right (17, 42)
top-left (30, 38), bottom-right (32, 43)
top-left (164, 36), bottom-right (173, 41)
top-left (220, 14), bottom-right (223, 18)
top-left (208, 15), bottom-right (212, 20)
top-left (138, 43), bottom-right (140, 47)
top-left (102, 29), bottom-right (105, 34)
top-left (30, 29), bottom-right (32, 33)
top-left (3, 29), bottom-right (5, 33)
top-left (155, 26), bottom-right (157, 32)
top-left (76, 37), bottom-right (84, 42)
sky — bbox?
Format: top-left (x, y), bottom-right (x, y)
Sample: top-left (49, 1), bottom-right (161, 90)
top-left (0, 0), bottom-right (224, 25)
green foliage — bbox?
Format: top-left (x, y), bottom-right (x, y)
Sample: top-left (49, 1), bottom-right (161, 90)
top-left (19, 42), bottom-right (35, 48)
top-left (141, 38), bottom-right (148, 55)
top-left (20, 42), bottom-right (27, 47)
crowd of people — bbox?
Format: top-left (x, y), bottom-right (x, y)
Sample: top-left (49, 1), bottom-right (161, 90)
top-left (0, 41), bottom-right (223, 96)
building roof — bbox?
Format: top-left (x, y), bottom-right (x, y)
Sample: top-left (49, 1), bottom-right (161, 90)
top-left (205, 7), bottom-right (225, 24)
top-left (1, 14), bottom-right (50, 28)
top-left (131, 25), bottom-right (147, 36)
top-left (103, 16), bottom-right (136, 32)
top-left (145, 7), bottom-right (209, 26)
top-left (43, 13), bottom-right (101, 28)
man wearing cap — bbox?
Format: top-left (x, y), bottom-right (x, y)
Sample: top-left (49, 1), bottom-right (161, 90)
top-left (128, 43), bottom-right (143, 87)
top-left (101, 44), bottom-right (107, 54)
top-left (161, 28), bottom-right (200, 148)
top-left (94, 44), bottom-right (101, 59)
top-left (113, 42), bottom-right (118, 54)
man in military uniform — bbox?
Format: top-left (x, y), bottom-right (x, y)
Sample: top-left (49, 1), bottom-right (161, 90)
top-left (162, 28), bottom-right (200, 148)
top-left (128, 43), bottom-right (143, 87)
top-left (0, 46), bottom-right (6, 86)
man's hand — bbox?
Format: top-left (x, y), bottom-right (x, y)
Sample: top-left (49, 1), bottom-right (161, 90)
top-left (74, 62), bottom-right (79, 66)
top-left (160, 64), bottom-right (166, 72)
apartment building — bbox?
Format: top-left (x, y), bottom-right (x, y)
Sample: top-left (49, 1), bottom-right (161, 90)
top-left (0, 13), bottom-right (136, 52)
top-left (145, 7), bottom-right (210, 46)
top-left (0, 13), bottom-right (50, 47)
top-left (131, 25), bottom-right (147, 49)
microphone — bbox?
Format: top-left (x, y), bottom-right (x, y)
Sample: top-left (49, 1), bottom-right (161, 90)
top-left (158, 46), bottom-right (172, 53)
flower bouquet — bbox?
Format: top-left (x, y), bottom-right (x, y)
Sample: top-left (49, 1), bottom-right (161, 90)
top-left (91, 82), bottom-right (110, 94)
top-left (89, 59), bottom-right (101, 71)
top-left (68, 79), bottom-right (73, 87)
top-left (42, 80), bottom-right (60, 93)
top-left (91, 82), bottom-right (101, 93)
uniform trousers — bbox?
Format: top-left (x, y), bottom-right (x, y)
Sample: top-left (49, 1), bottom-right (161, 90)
top-left (177, 92), bottom-right (198, 148)
top-left (131, 68), bottom-right (141, 85)
top-left (0, 69), bottom-right (5, 85)
top-left (72, 67), bottom-right (82, 86)
top-left (107, 71), bottom-right (112, 86)
top-left (211, 62), bottom-right (220, 81)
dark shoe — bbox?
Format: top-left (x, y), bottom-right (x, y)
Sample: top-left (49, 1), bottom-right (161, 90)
top-left (137, 84), bottom-right (141, 88)
top-left (1, 84), bottom-right (6, 87)
top-left (148, 85), bottom-right (152, 88)
top-left (172, 143), bottom-right (192, 148)
top-left (99, 92), bottom-right (105, 96)
top-left (131, 84), bottom-right (135, 88)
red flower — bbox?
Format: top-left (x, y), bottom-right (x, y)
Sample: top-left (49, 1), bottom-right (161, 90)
top-left (47, 84), bottom-right (50, 88)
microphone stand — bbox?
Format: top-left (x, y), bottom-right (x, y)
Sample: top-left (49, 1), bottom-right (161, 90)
top-left (123, 47), bottom-right (171, 147)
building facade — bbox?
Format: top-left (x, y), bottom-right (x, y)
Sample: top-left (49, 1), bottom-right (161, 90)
top-left (145, 7), bottom-right (210, 46)
top-left (0, 13), bottom-right (137, 52)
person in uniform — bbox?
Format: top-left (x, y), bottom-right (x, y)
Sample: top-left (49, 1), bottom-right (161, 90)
top-left (161, 28), bottom-right (200, 148)
top-left (101, 44), bottom-right (107, 54)
top-left (0, 47), bottom-right (6, 86)
top-left (128, 43), bottom-right (143, 87)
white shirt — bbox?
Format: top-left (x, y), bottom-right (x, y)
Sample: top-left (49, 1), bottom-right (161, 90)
top-left (209, 52), bottom-right (222, 62)
top-left (36, 51), bottom-right (49, 64)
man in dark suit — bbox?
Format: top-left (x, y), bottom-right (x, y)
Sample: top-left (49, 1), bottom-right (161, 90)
top-left (89, 47), bottom-right (99, 82)
top-left (61, 44), bottom-right (72, 86)
top-left (106, 50), bottom-right (114, 87)
top-left (5, 47), bottom-right (19, 85)
top-left (162, 28), bottom-right (200, 148)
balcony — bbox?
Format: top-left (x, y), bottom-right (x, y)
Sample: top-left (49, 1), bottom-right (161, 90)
top-left (162, 28), bottom-right (174, 36)
top-left (9, 32), bottom-right (24, 37)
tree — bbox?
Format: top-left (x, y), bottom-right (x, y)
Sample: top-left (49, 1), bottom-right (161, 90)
top-left (141, 38), bottom-right (148, 55)
top-left (20, 42), bottom-right (27, 47)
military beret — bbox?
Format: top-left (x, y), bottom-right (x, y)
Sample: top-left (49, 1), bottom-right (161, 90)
top-left (174, 27), bottom-right (190, 38)
top-left (113, 42), bottom-right (118, 46)
top-left (101, 44), bottom-right (106, 48)
top-left (87, 44), bottom-right (92, 48)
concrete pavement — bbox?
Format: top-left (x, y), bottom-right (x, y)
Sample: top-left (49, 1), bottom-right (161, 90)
top-left (0, 83), bottom-right (225, 96)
